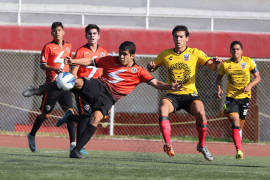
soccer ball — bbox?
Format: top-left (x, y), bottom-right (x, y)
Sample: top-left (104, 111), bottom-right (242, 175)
top-left (56, 72), bottom-right (75, 91)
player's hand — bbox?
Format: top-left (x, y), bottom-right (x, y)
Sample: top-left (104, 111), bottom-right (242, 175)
top-left (171, 80), bottom-right (183, 91)
top-left (55, 68), bottom-right (63, 74)
top-left (217, 87), bottom-right (223, 99)
top-left (243, 84), bottom-right (252, 92)
top-left (213, 56), bottom-right (223, 64)
top-left (147, 61), bottom-right (156, 72)
top-left (64, 56), bottom-right (72, 64)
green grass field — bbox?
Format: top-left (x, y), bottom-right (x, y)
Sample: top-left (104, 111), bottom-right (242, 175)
top-left (0, 147), bottom-right (269, 180)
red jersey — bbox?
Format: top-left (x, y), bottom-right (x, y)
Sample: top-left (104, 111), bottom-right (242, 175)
top-left (40, 41), bottom-right (72, 82)
top-left (74, 44), bottom-right (107, 79)
top-left (94, 56), bottom-right (154, 101)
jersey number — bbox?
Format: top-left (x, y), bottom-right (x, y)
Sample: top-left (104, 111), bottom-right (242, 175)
top-left (54, 51), bottom-right (65, 69)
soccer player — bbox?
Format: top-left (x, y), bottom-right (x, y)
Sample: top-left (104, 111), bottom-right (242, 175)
top-left (60, 24), bottom-right (108, 154)
top-left (147, 25), bottom-right (222, 161)
top-left (23, 22), bottom-right (75, 152)
top-left (23, 41), bottom-right (182, 158)
top-left (216, 41), bottom-right (261, 159)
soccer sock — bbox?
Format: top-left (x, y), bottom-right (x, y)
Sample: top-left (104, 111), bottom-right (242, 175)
top-left (232, 126), bottom-right (242, 151)
top-left (74, 124), bottom-right (97, 152)
top-left (196, 122), bottom-right (207, 147)
top-left (30, 116), bottom-right (45, 136)
top-left (159, 116), bottom-right (171, 144)
top-left (76, 116), bottom-right (89, 143)
top-left (67, 119), bottom-right (76, 143)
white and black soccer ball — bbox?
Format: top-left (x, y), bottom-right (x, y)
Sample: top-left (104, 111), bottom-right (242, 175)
top-left (56, 72), bottom-right (75, 91)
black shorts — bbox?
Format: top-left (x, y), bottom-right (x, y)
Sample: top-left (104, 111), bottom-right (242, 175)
top-left (163, 93), bottom-right (200, 113)
top-left (74, 93), bottom-right (92, 118)
top-left (225, 97), bottom-right (250, 120)
top-left (40, 88), bottom-right (73, 113)
top-left (74, 78), bottom-right (115, 116)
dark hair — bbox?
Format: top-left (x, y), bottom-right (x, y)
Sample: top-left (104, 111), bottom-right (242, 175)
top-left (85, 24), bottom-right (100, 34)
top-left (172, 25), bottom-right (189, 37)
top-left (119, 41), bottom-right (136, 54)
top-left (230, 41), bottom-right (243, 50)
top-left (51, 22), bottom-right (64, 30)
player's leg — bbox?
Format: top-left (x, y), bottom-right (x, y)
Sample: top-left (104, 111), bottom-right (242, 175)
top-left (27, 91), bottom-right (57, 152)
top-left (58, 91), bottom-right (77, 152)
top-left (70, 110), bottom-right (103, 158)
top-left (239, 98), bottom-right (250, 140)
top-left (159, 96), bottom-right (175, 157)
top-left (189, 99), bottom-right (213, 161)
top-left (228, 112), bottom-right (243, 159)
top-left (27, 112), bottom-right (49, 152)
top-left (22, 82), bottom-right (57, 97)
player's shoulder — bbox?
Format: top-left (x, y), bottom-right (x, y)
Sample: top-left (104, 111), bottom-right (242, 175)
top-left (187, 47), bottom-right (206, 55)
top-left (76, 44), bottom-right (88, 52)
top-left (97, 46), bottom-right (107, 53)
top-left (242, 56), bottom-right (253, 62)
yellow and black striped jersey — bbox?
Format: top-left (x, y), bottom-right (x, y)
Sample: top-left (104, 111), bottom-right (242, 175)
top-left (218, 56), bottom-right (257, 99)
top-left (155, 47), bottom-right (210, 95)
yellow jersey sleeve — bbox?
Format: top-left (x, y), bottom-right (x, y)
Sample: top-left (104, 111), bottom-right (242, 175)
top-left (249, 58), bottom-right (257, 72)
top-left (218, 62), bottom-right (225, 76)
top-left (195, 48), bottom-right (211, 65)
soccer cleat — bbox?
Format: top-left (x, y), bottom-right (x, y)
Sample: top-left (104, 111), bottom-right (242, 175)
top-left (197, 144), bottom-right (214, 161)
top-left (27, 133), bottom-right (36, 152)
top-left (70, 149), bottom-right (84, 159)
top-left (22, 87), bottom-right (42, 97)
top-left (70, 143), bottom-right (76, 152)
top-left (218, 104), bottom-right (228, 117)
top-left (236, 150), bottom-right (244, 159)
top-left (56, 110), bottom-right (73, 127)
top-left (79, 148), bottom-right (88, 155)
top-left (163, 144), bottom-right (175, 157)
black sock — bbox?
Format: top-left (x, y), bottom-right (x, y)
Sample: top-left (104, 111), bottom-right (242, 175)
top-left (76, 116), bottom-right (89, 143)
top-left (74, 124), bottom-right (97, 152)
top-left (67, 120), bottom-right (76, 143)
top-left (30, 116), bottom-right (45, 136)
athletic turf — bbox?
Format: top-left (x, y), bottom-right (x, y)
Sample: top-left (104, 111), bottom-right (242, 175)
top-left (0, 147), bottom-right (269, 180)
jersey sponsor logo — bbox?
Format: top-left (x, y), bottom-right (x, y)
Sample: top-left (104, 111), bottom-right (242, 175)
top-left (168, 56), bottom-right (173, 60)
top-left (131, 67), bottom-right (137, 73)
top-left (183, 54), bottom-right (190, 61)
top-left (228, 70), bottom-right (248, 86)
top-left (108, 69), bottom-right (126, 84)
top-left (168, 63), bottom-right (191, 84)
top-left (241, 62), bottom-right (246, 69)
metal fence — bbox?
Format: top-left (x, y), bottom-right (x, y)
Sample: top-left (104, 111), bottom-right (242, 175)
top-left (0, 50), bottom-right (269, 142)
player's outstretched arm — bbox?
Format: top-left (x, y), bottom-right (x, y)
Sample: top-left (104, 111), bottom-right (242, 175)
top-left (64, 56), bottom-right (93, 66)
top-left (149, 79), bottom-right (182, 91)
top-left (206, 57), bottom-right (223, 71)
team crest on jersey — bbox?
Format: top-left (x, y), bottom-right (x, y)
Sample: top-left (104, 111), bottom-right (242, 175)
top-left (168, 56), bottom-right (173, 61)
top-left (84, 104), bottom-right (90, 111)
top-left (241, 62), bottom-right (246, 69)
top-left (183, 54), bottom-right (190, 61)
top-left (100, 52), bottom-right (105, 57)
top-left (131, 67), bottom-right (137, 73)
top-left (66, 47), bottom-right (70, 53)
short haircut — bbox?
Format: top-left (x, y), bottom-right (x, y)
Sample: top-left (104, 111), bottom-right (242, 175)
top-left (51, 22), bottom-right (64, 30)
top-left (85, 24), bottom-right (100, 34)
top-left (230, 40), bottom-right (243, 50)
top-left (119, 41), bottom-right (136, 55)
top-left (172, 25), bottom-right (189, 37)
